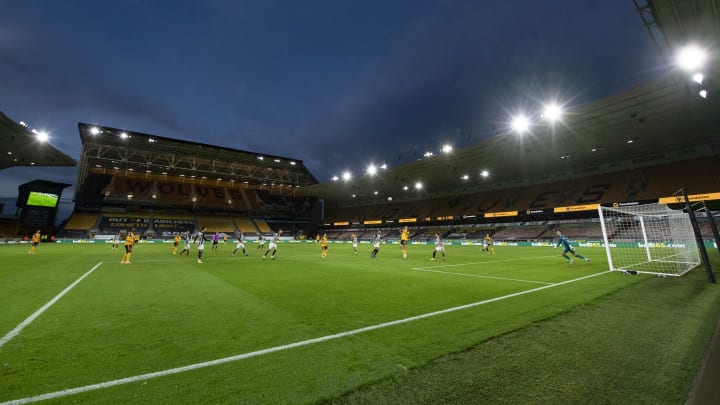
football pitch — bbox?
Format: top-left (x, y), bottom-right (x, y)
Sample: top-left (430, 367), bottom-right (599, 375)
top-left (1, 241), bottom-right (719, 404)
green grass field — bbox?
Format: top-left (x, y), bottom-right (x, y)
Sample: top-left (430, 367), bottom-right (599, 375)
top-left (1, 241), bottom-right (719, 404)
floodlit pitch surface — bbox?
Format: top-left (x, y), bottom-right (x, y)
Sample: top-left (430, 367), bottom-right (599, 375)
top-left (1, 242), bottom-right (718, 404)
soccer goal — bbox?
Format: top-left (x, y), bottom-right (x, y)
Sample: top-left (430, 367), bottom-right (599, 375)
top-left (597, 203), bottom-right (701, 276)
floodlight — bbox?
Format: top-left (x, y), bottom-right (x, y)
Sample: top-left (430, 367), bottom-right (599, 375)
top-left (120, 132), bottom-right (129, 139)
top-left (387, 196), bottom-right (393, 201)
top-left (414, 181), bottom-right (423, 190)
top-left (342, 171), bottom-right (352, 181)
top-left (692, 73), bottom-right (704, 84)
top-left (352, 194), bottom-right (356, 198)
top-left (366, 164), bottom-right (378, 176)
top-left (627, 140), bottom-right (634, 144)
top-left (19, 121), bottom-right (27, 127)
top-left (289, 161), bottom-right (296, 165)
top-left (127, 193), bottom-right (134, 200)
top-left (699, 89), bottom-right (708, 99)
top-left (480, 170), bottom-right (489, 178)
top-left (90, 127), bottom-right (100, 135)
top-left (403, 185), bottom-right (409, 191)
top-left (424, 151), bottom-right (434, 157)
top-left (461, 174), bottom-right (469, 180)
top-left (511, 115), bottom-right (530, 134)
top-left (36, 131), bottom-right (49, 142)
top-left (676, 45), bottom-right (707, 72)
top-left (331, 175), bottom-right (339, 182)
top-left (257, 156), bottom-right (264, 160)
top-left (380, 163), bottom-right (387, 169)
top-left (442, 144), bottom-right (453, 153)
top-left (274, 159), bottom-right (281, 163)
top-left (373, 191), bottom-right (378, 195)
top-left (542, 103), bottom-right (563, 122)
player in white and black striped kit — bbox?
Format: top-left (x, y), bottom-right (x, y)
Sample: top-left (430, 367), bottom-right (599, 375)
top-left (262, 230), bottom-right (282, 260)
top-left (232, 233), bottom-right (248, 256)
top-left (195, 226), bottom-right (209, 263)
top-left (431, 233), bottom-right (446, 261)
top-left (370, 232), bottom-right (381, 258)
top-left (178, 230), bottom-right (192, 256)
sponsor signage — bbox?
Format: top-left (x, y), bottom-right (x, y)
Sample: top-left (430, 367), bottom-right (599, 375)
top-left (484, 211), bottom-right (518, 218)
top-left (333, 221), bottom-right (350, 226)
top-left (553, 204), bottom-right (600, 213)
top-left (363, 220), bottom-right (383, 225)
top-left (399, 218), bottom-right (417, 223)
top-left (658, 192), bottom-right (720, 205)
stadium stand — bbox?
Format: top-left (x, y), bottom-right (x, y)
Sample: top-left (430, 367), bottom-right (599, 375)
top-left (492, 225), bottom-right (547, 241)
top-left (233, 216), bottom-right (259, 234)
top-left (62, 123), bottom-right (318, 239)
top-left (195, 215), bottom-right (236, 233)
top-left (254, 218), bottom-right (274, 234)
top-left (63, 212), bottom-right (99, 231)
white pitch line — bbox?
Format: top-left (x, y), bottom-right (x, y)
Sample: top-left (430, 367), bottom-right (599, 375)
top-left (0, 269), bottom-right (611, 405)
top-left (410, 267), bottom-right (554, 285)
top-left (413, 255), bottom-right (559, 271)
top-left (0, 262), bottom-right (103, 350)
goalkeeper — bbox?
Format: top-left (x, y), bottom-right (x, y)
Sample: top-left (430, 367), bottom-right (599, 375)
top-left (553, 230), bottom-right (590, 265)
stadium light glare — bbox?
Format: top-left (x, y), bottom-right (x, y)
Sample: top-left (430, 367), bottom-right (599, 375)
top-left (511, 115), bottom-right (530, 134)
top-left (289, 161), bottom-right (296, 165)
top-left (90, 127), bottom-right (100, 135)
top-left (366, 164), bottom-right (378, 176)
top-left (274, 159), bottom-right (281, 163)
top-left (19, 121), bottom-right (27, 127)
top-left (461, 174), bottom-right (469, 180)
top-left (699, 89), bottom-right (708, 99)
top-left (442, 144), bottom-right (453, 153)
top-left (414, 181), bottom-right (423, 190)
top-left (380, 163), bottom-right (387, 169)
top-left (676, 45), bottom-right (707, 72)
top-left (403, 185), bottom-right (409, 191)
top-left (36, 131), bottom-right (49, 142)
top-left (352, 194), bottom-right (356, 198)
top-left (692, 73), bottom-right (704, 84)
top-left (480, 170), bottom-right (489, 178)
top-left (342, 171), bottom-right (352, 181)
top-left (542, 103), bottom-right (563, 122)
top-left (120, 132), bottom-right (129, 139)
top-left (373, 191), bottom-right (378, 195)
top-left (423, 151), bottom-right (434, 158)
top-left (257, 156), bottom-right (264, 160)
top-left (627, 139), bottom-right (634, 144)
top-left (331, 175), bottom-right (339, 181)
top-left (387, 196), bottom-right (393, 201)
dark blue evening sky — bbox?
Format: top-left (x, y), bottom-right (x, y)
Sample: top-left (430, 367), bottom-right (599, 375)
top-left (0, 0), bottom-right (668, 211)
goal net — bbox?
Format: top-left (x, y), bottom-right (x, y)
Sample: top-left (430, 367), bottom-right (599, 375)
top-left (597, 203), bottom-right (701, 276)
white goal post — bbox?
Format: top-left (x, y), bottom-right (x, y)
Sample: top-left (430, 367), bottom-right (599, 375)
top-left (597, 203), bottom-right (701, 276)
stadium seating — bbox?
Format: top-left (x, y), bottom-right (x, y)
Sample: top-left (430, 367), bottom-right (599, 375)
top-left (234, 217), bottom-right (258, 234)
top-left (492, 225), bottom-right (547, 241)
top-left (195, 215), bottom-right (236, 233)
top-left (64, 212), bottom-right (100, 231)
top-left (253, 218), bottom-right (274, 234)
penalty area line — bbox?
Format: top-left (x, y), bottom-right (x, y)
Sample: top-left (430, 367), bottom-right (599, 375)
top-left (0, 262), bottom-right (103, 350)
top-left (0, 269), bottom-right (611, 405)
top-left (410, 267), bottom-right (554, 285)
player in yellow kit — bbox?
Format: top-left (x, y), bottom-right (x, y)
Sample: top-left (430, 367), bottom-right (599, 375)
top-left (28, 229), bottom-right (41, 255)
top-left (172, 233), bottom-right (182, 255)
top-left (482, 233), bottom-right (495, 255)
top-left (121, 228), bottom-right (135, 264)
top-left (320, 233), bottom-right (328, 258)
top-left (400, 226), bottom-right (409, 259)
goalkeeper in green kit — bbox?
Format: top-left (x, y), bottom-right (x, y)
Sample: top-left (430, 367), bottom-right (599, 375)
top-left (553, 230), bottom-right (590, 265)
